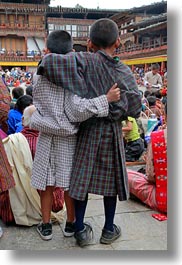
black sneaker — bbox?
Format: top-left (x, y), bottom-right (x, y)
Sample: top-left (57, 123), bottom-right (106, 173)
top-left (74, 223), bottom-right (93, 247)
top-left (63, 221), bottom-right (75, 237)
top-left (100, 224), bottom-right (121, 244)
top-left (37, 222), bottom-right (53, 241)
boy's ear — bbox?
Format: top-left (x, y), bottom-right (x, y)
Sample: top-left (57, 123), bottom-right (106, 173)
top-left (43, 48), bottom-right (50, 54)
top-left (87, 39), bottom-right (93, 49)
top-left (115, 37), bottom-right (121, 48)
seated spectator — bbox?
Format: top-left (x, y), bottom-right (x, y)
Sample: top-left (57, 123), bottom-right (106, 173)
top-left (143, 63), bottom-right (163, 90)
top-left (144, 96), bottom-right (162, 119)
top-left (25, 85), bottom-right (33, 97)
top-left (127, 102), bottom-right (167, 214)
top-left (122, 116), bottom-right (144, 162)
top-left (10, 86), bottom-right (24, 109)
top-left (7, 95), bottom-right (33, 134)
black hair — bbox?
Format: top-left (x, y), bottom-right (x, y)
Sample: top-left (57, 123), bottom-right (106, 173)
top-left (147, 96), bottom-right (156, 107)
top-left (46, 30), bottom-right (73, 54)
top-left (12, 86), bottom-right (24, 99)
top-left (89, 18), bottom-right (119, 48)
top-left (15, 95), bottom-right (33, 113)
top-left (151, 90), bottom-right (162, 99)
top-left (26, 85), bottom-right (33, 97)
top-left (144, 90), bottom-right (151, 98)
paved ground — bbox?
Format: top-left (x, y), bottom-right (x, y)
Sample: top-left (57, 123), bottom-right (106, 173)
top-left (0, 194), bottom-right (167, 250)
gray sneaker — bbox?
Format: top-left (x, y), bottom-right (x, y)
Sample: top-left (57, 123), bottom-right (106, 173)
top-left (100, 224), bottom-right (121, 244)
top-left (74, 223), bottom-right (93, 247)
top-left (37, 222), bottom-right (53, 241)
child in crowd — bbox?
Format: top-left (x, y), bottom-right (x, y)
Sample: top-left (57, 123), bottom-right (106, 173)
top-left (122, 116), bottom-right (144, 162)
top-left (7, 95), bottom-right (33, 134)
top-left (10, 86), bottom-right (24, 109)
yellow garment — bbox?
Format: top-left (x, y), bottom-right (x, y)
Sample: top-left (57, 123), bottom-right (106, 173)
top-left (3, 133), bottom-right (65, 226)
top-left (123, 117), bottom-right (140, 142)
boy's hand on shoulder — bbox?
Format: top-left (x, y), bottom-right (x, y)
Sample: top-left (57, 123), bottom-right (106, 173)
top-left (106, 83), bottom-right (120, 103)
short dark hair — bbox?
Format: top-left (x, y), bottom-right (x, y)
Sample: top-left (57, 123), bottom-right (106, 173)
top-left (26, 85), bottom-right (33, 97)
top-left (151, 89), bottom-right (162, 99)
top-left (147, 96), bottom-right (156, 106)
top-left (151, 63), bottom-right (160, 70)
top-left (46, 30), bottom-right (73, 54)
top-left (144, 90), bottom-right (151, 98)
top-left (12, 86), bottom-right (24, 99)
top-left (89, 18), bottom-right (119, 48)
top-left (15, 95), bottom-right (33, 113)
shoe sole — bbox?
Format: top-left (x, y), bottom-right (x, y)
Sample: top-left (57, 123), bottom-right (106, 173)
top-left (63, 231), bottom-right (75, 237)
top-left (37, 227), bottom-right (53, 241)
top-left (100, 231), bottom-right (121, 244)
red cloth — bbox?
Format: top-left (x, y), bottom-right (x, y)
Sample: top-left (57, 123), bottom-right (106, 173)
top-left (127, 130), bottom-right (167, 214)
top-left (127, 169), bottom-right (158, 211)
top-left (0, 191), bottom-right (15, 224)
top-left (151, 130), bottom-right (167, 213)
top-left (0, 139), bottom-right (15, 193)
top-left (0, 128), bottom-right (7, 139)
top-left (21, 127), bottom-right (39, 159)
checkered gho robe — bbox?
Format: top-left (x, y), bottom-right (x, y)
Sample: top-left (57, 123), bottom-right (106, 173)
top-left (30, 76), bottom-right (108, 190)
top-left (38, 51), bottom-right (142, 200)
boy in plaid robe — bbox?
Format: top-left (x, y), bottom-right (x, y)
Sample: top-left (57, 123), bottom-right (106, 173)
top-left (30, 30), bottom-right (120, 241)
top-left (38, 19), bottom-right (142, 246)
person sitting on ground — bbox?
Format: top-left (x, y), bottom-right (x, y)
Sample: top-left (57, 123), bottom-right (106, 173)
top-left (144, 95), bottom-right (162, 119)
top-left (143, 63), bottom-right (163, 91)
top-left (127, 101), bottom-right (167, 214)
top-left (7, 94), bottom-right (33, 134)
top-left (10, 86), bottom-right (24, 109)
top-left (25, 85), bottom-right (33, 97)
top-left (122, 116), bottom-right (144, 162)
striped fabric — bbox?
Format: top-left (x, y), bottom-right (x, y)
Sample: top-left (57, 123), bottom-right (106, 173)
top-left (0, 77), bottom-right (11, 133)
top-left (0, 138), bottom-right (15, 193)
top-left (38, 51), bottom-right (142, 201)
top-left (21, 127), bottom-right (39, 160)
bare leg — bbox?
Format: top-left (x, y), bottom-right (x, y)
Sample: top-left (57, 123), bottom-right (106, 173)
top-left (64, 190), bottom-right (75, 223)
top-left (40, 186), bottom-right (54, 223)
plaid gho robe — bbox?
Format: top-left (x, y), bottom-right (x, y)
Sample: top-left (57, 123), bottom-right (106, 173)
top-left (38, 50), bottom-right (142, 201)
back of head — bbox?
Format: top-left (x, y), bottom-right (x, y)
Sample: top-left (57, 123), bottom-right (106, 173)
top-left (12, 86), bottom-right (24, 99)
top-left (47, 30), bottom-right (73, 54)
top-left (89, 18), bottom-right (119, 48)
top-left (144, 90), bottom-right (151, 98)
top-left (147, 96), bottom-right (156, 107)
top-left (26, 85), bottom-right (33, 97)
top-left (15, 95), bottom-right (33, 113)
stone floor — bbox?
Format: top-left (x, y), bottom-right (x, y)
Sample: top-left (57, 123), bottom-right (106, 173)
top-left (0, 194), bottom-right (167, 250)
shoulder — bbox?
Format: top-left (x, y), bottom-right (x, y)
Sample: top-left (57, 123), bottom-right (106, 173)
top-left (128, 117), bottom-right (134, 122)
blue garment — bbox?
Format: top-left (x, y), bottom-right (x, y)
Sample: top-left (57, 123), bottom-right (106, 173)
top-left (7, 109), bottom-right (22, 135)
top-left (15, 121), bottom-right (23, 133)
